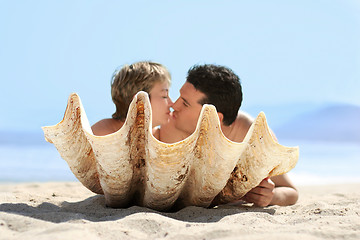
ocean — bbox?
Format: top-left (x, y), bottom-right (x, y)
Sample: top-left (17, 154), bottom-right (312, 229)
top-left (0, 137), bottom-right (359, 186)
top-left (282, 140), bottom-right (360, 185)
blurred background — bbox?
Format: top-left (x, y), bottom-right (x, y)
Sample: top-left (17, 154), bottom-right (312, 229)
top-left (1, 0), bottom-right (359, 184)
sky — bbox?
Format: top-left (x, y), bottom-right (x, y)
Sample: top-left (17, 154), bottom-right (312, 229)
top-left (1, 0), bottom-right (359, 132)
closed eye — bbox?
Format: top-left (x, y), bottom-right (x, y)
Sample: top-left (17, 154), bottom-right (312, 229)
top-left (181, 97), bottom-right (190, 107)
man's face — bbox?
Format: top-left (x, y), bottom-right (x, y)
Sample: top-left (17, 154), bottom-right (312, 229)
top-left (171, 82), bottom-right (206, 135)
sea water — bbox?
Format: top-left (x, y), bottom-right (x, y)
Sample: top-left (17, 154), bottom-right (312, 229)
top-left (282, 140), bottom-right (360, 185)
top-left (0, 144), bottom-right (76, 182)
top-left (0, 139), bottom-right (359, 185)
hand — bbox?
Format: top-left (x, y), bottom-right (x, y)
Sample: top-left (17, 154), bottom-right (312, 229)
top-left (242, 177), bottom-right (275, 207)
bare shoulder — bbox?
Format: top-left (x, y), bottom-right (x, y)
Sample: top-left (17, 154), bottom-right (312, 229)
top-left (152, 127), bottom-right (160, 140)
top-left (91, 118), bottom-right (124, 136)
top-left (226, 111), bottom-right (254, 142)
top-left (238, 111), bottom-right (279, 141)
top-left (237, 111), bottom-right (254, 126)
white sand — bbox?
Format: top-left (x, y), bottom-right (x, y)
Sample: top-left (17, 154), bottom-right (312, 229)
top-left (0, 182), bottom-right (359, 240)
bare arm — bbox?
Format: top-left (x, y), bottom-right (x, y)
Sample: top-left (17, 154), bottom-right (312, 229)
top-left (241, 174), bottom-right (298, 207)
top-left (241, 177), bottom-right (293, 207)
top-left (270, 174), bottom-right (298, 206)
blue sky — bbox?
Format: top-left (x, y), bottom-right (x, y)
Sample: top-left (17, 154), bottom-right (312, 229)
top-left (1, 0), bottom-right (359, 131)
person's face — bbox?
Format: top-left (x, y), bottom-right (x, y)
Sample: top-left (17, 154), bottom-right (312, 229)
top-left (171, 82), bottom-right (206, 134)
top-left (149, 81), bottom-right (173, 127)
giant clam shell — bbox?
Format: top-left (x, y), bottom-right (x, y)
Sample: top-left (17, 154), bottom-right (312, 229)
top-left (42, 91), bottom-right (298, 211)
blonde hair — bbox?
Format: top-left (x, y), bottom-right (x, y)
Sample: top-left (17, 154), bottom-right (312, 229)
top-left (111, 61), bottom-right (171, 120)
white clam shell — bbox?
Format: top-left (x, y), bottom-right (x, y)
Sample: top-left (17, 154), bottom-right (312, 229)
top-left (42, 91), bottom-right (299, 211)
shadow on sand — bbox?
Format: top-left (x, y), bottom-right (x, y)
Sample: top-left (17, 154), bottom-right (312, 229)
top-left (0, 195), bottom-right (276, 224)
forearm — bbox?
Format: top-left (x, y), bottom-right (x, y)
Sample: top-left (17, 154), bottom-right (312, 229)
top-left (270, 186), bottom-right (298, 206)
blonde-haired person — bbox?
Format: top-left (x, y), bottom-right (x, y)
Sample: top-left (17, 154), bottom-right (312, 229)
top-left (92, 61), bottom-right (173, 136)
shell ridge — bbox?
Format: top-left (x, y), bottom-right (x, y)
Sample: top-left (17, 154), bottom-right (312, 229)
top-left (143, 94), bottom-right (193, 210)
top-left (87, 92), bottom-right (150, 207)
top-left (42, 93), bottom-right (103, 194)
top-left (177, 105), bottom-right (244, 208)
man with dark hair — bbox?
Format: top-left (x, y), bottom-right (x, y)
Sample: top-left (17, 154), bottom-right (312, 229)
top-left (187, 64), bottom-right (242, 126)
top-left (155, 64), bottom-right (298, 207)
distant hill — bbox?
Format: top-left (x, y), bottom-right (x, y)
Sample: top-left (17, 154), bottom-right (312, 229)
top-left (275, 103), bottom-right (360, 142)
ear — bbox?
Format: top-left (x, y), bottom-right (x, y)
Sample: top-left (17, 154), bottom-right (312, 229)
top-left (217, 112), bottom-right (224, 124)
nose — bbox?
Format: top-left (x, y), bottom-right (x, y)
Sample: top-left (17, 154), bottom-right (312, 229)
top-left (172, 98), bottom-right (181, 111)
top-left (167, 97), bottom-right (174, 107)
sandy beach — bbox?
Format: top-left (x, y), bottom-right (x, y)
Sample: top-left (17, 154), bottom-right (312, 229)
top-left (0, 182), bottom-right (359, 240)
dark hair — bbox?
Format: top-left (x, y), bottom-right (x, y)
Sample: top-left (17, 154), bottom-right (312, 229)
top-left (186, 64), bottom-right (242, 126)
